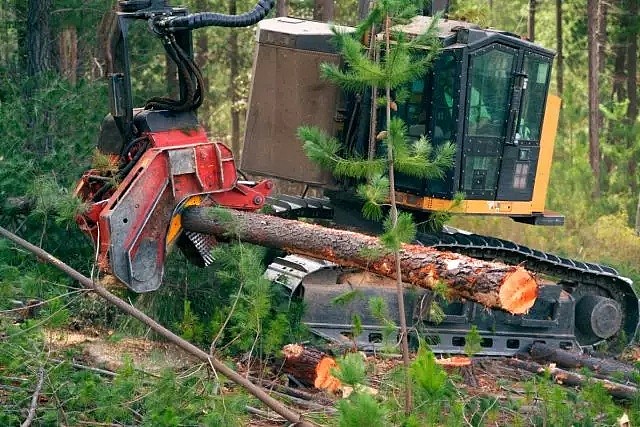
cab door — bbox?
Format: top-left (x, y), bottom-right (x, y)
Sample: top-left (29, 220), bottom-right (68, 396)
top-left (460, 44), bottom-right (518, 200)
top-left (495, 52), bottom-right (551, 201)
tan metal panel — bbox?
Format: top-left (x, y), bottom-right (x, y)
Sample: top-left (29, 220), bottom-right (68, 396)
top-left (242, 21), bottom-right (345, 186)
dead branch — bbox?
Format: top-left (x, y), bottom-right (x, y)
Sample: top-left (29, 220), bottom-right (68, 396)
top-left (21, 366), bottom-right (45, 427)
top-left (0, 225), bottom-right (314, 427)
top-left (530, 342), bottom-right (638, 383)
top-left (182, 208), bottom-right (539, 314)
top-left (506, 358), bottom-right (639, 400)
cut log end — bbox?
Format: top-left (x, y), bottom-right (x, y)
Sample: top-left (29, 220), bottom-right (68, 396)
top-left (499, 267), bottom-right (538, 314)
top-left (314, 357), bottom-right (341, 393)
top-left (435, 356), bottom-right (472, 367)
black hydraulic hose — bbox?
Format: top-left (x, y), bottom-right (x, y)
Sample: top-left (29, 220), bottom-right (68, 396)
top-left (157, 0), bottom-right (274, 31)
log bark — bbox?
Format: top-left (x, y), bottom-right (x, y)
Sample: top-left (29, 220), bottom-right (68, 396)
top-left (281, 344), bottom-right (341, 393)
top-left (506, 358), bottom-right (638, 400)
top-left (182, 208), bottom-right (539, 314)
top-left (530, 342), bottom-right (637, 382)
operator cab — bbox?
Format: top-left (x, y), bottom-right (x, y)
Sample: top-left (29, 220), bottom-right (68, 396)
top-left (243, 16), bottom-right (562, 225)
top-left (389, 17), bottom-right (555, 204)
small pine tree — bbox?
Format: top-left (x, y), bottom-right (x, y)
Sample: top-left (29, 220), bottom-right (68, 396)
top-left (298, 1), bottom-right (455, 413)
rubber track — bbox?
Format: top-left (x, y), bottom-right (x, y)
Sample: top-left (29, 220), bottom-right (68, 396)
top-left (267, 194), bottom-right (639, 346)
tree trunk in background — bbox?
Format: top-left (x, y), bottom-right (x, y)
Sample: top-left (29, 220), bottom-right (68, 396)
top-left (228, 0), bottom-right (241, 156)
top-left (96, 8), bottom-right (117, 77)
top-left (587, 0), bottom-right (601, 196)
top-left (25, 0), bottom-right (53, 155)
top-left (166, 53), bottom-right (179, 99)
top-left (357, 0), bottom-right (370, 20)
top-left (636, 198), bottom-right (640, 236)
top-left (597, 0), bottom-right (608, 74)
top-left (313, 0), bottom-right (334, 22)
top-left (528, 0), bottom-right (536, 42)
top-left (612, 43), bottom-right (627, 102)
top-left (58, 26), bottom-right (78, 86)
top-left (26, 0), bottom-right (52, 77)
top-left (555, 0), bottom-right (563, 95)
top-left (195, 0), bottom-right (210, 133)
top-left (277, 0), bottom-right (288, 17)
top-left (627, 0), bottom-right (639, 222)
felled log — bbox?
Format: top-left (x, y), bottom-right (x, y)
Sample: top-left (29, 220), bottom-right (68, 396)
top-left (506, 358), bottom-right (639, 400)
top-left (530, 342), bottom-right (637, 382)
top-left (281, 344), bottom-right (341, 393)
top-left (182, 208), bottom-right (538, 314)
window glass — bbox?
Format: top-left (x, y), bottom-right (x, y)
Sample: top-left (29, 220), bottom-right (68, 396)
top-left (467, 49), bottom-right (514, 138)
top-left (518, 55), bottom-right (550, 142)
top-left (463, 156), bottom-right (499, 191)
top-left (512, 162), bottom-right (530, 189)
top-left (432, 51), bottom-right (458, 143)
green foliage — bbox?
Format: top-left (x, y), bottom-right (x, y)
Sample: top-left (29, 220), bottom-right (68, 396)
top-left (0, 321), bottom-right (250, 426)
top-left (463, 325), bottom-right (482, 357)
top-left (380, 211), bottom-right (416, 250)
top-left (177, 299), bottom-right (206, 343)
top-left (336, 392), bottom-right (389, 427)
top-left (333, 352), bottom-right (368, 387)
top-left (368, 296), bottom-right (399, 351)
top-left (410, 343), bottom-right (449, 399)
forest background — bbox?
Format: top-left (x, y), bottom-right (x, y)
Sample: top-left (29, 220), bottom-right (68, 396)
top-left (0, 0), bottom-right (640, 425)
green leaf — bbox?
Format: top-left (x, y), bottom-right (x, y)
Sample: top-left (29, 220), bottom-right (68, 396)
top-left (380, 211), bottom-right (416, 250)
top-left (332, 289), bottom-right (365, 306)
top-left (332, 352), bottom-right (367, 386)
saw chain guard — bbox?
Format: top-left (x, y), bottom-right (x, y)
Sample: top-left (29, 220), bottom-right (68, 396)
top-left (75, 125), bottom-right (272, 292)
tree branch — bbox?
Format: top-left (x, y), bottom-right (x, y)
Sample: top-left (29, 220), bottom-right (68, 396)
top-left (21, 366), bottom-right (45, 427)
top-left (0, 225), bottom-right (314, 427)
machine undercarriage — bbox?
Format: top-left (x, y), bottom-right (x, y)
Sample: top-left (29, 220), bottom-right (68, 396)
top-left (261, 194), bottom-right (639, 356)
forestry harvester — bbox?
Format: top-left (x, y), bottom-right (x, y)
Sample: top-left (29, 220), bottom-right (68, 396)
top-left (74, 0), bottom-right (639, 355)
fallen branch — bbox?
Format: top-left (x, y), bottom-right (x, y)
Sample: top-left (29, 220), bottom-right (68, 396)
top-left (506, 358), bottom-right (639, 400)
top-left (21, 367), bottom-right (45, 427)
top-left (183, 208), bottom-right (538, 314)
top-left (0, 225), bottom-right (314, 427)
top-left (530, 342), bottom-right (637, 383)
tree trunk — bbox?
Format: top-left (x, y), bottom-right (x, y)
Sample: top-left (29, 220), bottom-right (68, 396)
top-left (635, 197), bottom-right (640, 236)
top-left (506, 358), bottom-right (639, 400)
top-left (182, 208), bottom-right (539, 314)
top-left (195, 0), bottom-right (210, 133)
top-left (528, 0), bottom-right (536, 42)
top-left (313, 0), bottom-right (334, 22)
top-left (166, 52), bottom-right (179, 99)
top-left (58, 26), bottom-right (78, 86)
top-left (555, 0), bottom-right (563, 95)
top-left (26, 0), bottom-right (52, 78)
top-left (229, 0), bottom-right (241, 156)
top-left (357, 0), bottom-right (370, 20)
top-left (597, 0), bottom-right (608, 74)
top-left (276, 0), bottom-right (288, 17)
top-left (626, 0), bottom-right (638, 196)
top-left (25, 0), bottom-right (53, 155)
top-left (587, 0), bottom-right (601, 196)
top-left (530, 342), bottom-right (637, 382)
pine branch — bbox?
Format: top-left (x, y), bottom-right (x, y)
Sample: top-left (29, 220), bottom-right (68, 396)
top-left (0, 226), bottom-right (315, 427)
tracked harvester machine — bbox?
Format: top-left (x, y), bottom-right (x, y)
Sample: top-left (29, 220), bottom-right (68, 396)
top-left (74, 0), bottom-right (639, 356)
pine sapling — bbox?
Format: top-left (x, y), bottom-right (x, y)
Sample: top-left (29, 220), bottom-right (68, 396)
top-left (298, 1), bottom-right (455, 414)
